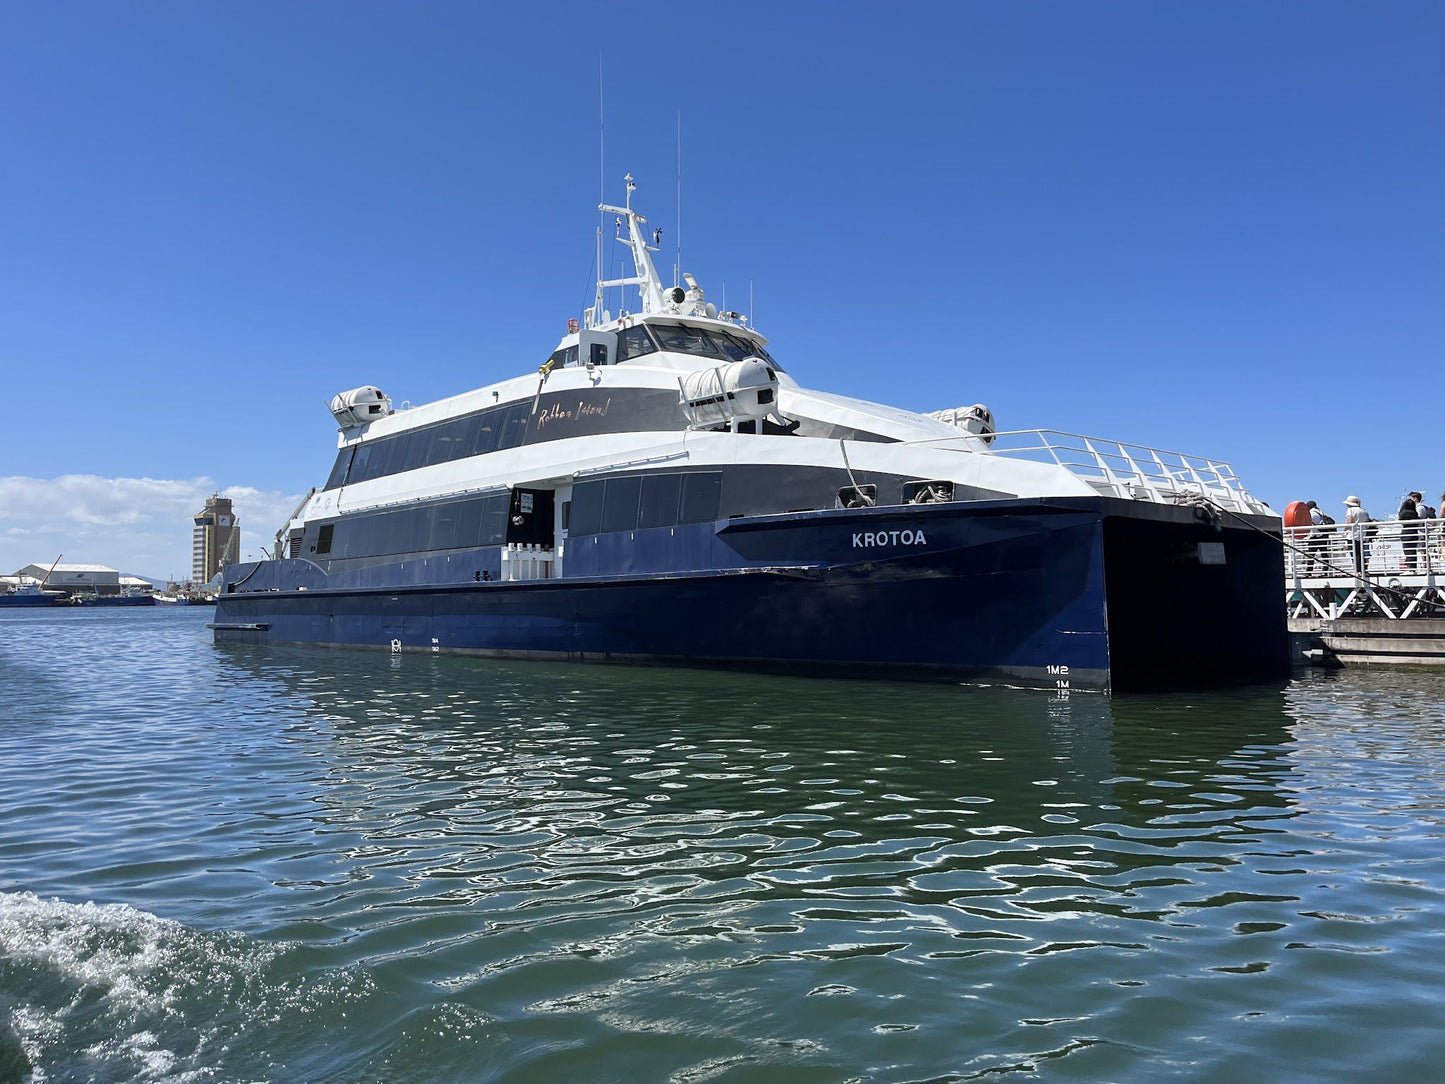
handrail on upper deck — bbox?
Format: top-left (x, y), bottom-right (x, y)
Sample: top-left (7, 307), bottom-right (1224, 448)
top-left (944, 429), bottom-right (1270, 513)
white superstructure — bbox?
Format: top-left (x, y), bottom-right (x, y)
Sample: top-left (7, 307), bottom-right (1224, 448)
top-left (275, 176), bottom-right (1269, 565)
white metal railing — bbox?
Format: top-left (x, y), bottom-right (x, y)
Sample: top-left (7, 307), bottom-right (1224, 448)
top-left (500, 544), bottom-right (556, 581)
top-left (983, 430), bottom-right (1269, 514)
top-left (1285, 519), bottom-right (1445, 620)
top-left (1285, 519), bottom-right (1445, 580)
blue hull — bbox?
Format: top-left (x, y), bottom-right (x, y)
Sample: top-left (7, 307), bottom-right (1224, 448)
top-left (214, 498), bottom-right (1289, 691)
top-left (0, 595), bottom-right (62, 607)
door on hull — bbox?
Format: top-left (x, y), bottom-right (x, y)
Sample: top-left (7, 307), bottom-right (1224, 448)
top-left (506, 488), bottom-right (556, 547)
top-left (555, 485), bottom-right (572, 575)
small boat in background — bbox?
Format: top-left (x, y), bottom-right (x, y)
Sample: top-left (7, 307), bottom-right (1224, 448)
top-left (80, 591), bottom-right (156, 607)
top-left (0, 556), bottom-right (67, 608)
top-left (0, 583), bottom-right (64, 608)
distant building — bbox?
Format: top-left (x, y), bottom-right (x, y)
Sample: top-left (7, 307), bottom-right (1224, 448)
top-left (193, 495), bottom-right (240, 583)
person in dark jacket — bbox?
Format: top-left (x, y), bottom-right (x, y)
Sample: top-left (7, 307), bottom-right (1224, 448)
top-left (1420, 495), bottom-right (1438, 572)
top-left (1399, 492), bottom-right (1422, 572)
top-left (1306, 500), bottom-right (1332, 575)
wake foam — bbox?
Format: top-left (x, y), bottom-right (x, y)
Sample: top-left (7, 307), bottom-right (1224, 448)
top-left (0, 891), bottom-right (372, 1082)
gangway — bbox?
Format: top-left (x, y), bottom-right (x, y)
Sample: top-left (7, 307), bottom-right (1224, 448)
top-left (1285, 519), bottom-right (1445, 620)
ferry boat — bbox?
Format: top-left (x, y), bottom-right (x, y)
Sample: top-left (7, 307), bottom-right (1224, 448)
top-left (214, 178), bottom-right (1288, 690)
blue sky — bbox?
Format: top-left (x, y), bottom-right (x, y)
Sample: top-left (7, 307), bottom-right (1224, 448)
top-left (1, 1), bottom-right (1441, 576)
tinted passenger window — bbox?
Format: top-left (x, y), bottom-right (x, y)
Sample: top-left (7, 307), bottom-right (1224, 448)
top-left (325, 448), bottom-right (354, 490)
top-left (471, 411), bottom-right (501, 456)
top-left (680, 473), bottom-right (722, 523)
top-left (480, 493), bottom-right (510, 544)
top-left (365, 439), bottom-right (394, 482)
top-left (601, 477), bottom-right (642, 533)
top-left (455, 499), bottom-right (484, 545)
top-left (497, 403), bottom-right (530, 450)
top-left (639, 474), bottom-right (681, 528)
top-left (432, 502), bottom-right (459, 545)
top-left (349, 443), bottom-right (374, 484)
top-left (570, 481), bottom-right (604, 536)
top-left (430, 422), bottom-right (468, 466)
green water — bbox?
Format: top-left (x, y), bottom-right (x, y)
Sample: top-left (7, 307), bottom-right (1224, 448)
top-left (1, 608), bottom-right (1442, 1081)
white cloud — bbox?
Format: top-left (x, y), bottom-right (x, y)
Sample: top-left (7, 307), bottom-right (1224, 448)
top-left (0, 475), bottom-right (302, 581)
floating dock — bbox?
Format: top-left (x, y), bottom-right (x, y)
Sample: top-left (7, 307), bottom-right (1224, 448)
top-left (1286, 519), bottom-right (1445, 668)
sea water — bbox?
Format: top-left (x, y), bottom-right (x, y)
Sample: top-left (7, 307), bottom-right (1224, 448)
top-left (1, 607), bottom-right (1442, 1082)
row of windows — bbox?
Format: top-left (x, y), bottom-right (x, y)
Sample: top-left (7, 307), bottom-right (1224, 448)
top-left (325, 402), bottom-right (532, 490)
top-left (323, 326), bottom-right (784, 492)
top-left (569, 472), bottom-right (723, 536)
top-left (615, 322), bottom-right (780, 367)
top-left (310, 493), bottom-right (512, 560)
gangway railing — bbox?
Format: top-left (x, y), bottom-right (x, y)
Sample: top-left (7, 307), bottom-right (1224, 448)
top-left (1285, 519), bottom-right (1445, 620)
top-left (501, 544), bottom-right (556, 581)
top-left (983, 430), bottom-right (1269, 514)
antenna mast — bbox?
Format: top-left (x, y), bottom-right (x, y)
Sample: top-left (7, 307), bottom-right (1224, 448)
top-left (596, 56), bottom-right (605, 320)
top-left (675, 112), bottom-right (682, 288)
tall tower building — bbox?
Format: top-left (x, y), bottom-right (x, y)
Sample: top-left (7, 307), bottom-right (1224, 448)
top-left (192, 495), bottom-right (240, 583)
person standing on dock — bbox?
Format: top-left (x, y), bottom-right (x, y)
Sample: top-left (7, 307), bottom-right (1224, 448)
top-left (1437, 494), bottom-right (1445, 573)
top-left (1398, 492), bottom-right (1423, 572)
top-left (1306, 500), bottom-right (1331, 575)
top-left (1419, 494), bottom-right (1437, 573)
top-left (1344, 496), bottom-right (1372, 575)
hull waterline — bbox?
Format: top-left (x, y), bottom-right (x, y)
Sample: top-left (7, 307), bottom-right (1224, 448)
top-left (214, 498), bottom-right (1288, 692)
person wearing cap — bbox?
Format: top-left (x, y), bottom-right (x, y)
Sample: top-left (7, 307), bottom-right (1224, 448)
top-left (1344, 496), bottom-right (1372, 574)
top-left (1399, 492), bottom-right (1423, 572)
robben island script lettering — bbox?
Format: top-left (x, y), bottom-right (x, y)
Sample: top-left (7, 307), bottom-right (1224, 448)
top-left (533, 397), bottom-right (613, 430)
top-left (853, 529), bottom-right (927, 548)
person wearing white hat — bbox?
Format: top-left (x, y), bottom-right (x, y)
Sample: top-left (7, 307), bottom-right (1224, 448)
top-left (1343, 496), bottom-right (1372, 574)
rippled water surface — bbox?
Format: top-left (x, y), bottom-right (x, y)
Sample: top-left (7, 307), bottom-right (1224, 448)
top-left (2, 608), bottom-right (1444, 1081)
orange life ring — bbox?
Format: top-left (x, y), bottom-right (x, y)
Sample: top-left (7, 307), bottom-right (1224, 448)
top-left (1283, 501), bottom-right (1312, 531)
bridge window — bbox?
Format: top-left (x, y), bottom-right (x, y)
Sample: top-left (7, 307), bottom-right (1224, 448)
top-left (652, 323), bottom-right (726, 359)
top-left (646, 322), bottom-right (782, 371)
top-left (617, 325), bottom-right (659, 362)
